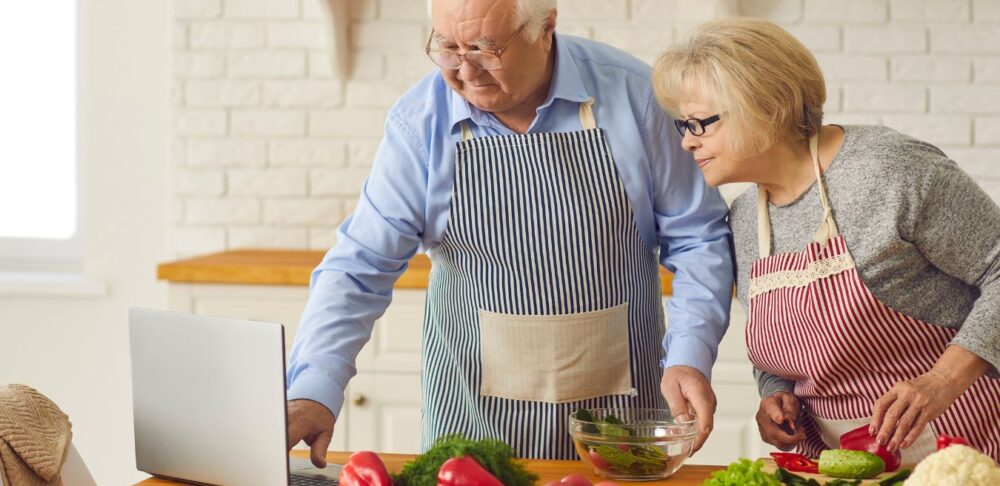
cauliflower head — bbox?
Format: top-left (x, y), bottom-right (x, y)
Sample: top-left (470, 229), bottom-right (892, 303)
top-left (905, 445), bottom-right (1000, 486)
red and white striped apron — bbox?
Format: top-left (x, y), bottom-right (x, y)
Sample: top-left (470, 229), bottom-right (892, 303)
top-left (745, 134), bottom-right (1000, 464)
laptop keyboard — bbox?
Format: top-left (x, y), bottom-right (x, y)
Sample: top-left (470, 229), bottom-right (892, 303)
top-left (290, 475), bottom-right (338, 485)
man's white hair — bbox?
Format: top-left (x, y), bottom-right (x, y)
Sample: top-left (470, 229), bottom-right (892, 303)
top-left (427, 0), bottom-right (556, 43)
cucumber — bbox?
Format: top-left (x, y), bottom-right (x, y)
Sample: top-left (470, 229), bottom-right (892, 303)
top-left (819, 449), bottom-right (886, 479)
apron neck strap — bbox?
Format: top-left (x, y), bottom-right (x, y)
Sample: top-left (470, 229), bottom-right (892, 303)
top-left (579, 97), bottom-right (596, 130)
top-left (756, 132), bottom-right (839, 258)
top-left (460, 121), bottom-right (473, 141)
top-left (458, 97), bottom-right (597, 142)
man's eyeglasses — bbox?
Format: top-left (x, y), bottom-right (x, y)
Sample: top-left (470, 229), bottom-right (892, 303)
top-left (674, 114), bottom-right (721, 137)
top-left (425, 24), bottom-right (526, 71)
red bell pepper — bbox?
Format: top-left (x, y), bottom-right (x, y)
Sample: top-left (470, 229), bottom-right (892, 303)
top-left (839, 424), bottom-right (900, 472)
top-left (937, 434), bottom-right (971, 450)
top-left (769, 452), bottom-right (819, 474)
top-left (339, 451), bottom-right (393, 486)
top-left (436, 456), bottom-right (503, 486)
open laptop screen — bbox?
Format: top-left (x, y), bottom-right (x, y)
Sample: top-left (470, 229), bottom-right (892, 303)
top-left (129, 308), bottom-right (290, 485)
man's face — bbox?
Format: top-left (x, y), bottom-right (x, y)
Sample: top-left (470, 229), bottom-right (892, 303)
top-left (430, 0), bottom-right (554, 116)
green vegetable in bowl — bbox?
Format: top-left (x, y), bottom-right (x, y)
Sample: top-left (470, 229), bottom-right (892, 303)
top-left (576, 408), bottom-right (600, 433)
top-left (593, 444), bottom-right (666, 476)
top-left (574, 408), bottom-right (668, 476)
top-left (702, 458), bottom-right (780, 485)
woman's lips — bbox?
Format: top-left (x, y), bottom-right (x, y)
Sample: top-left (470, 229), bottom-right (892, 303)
top-left (696, 158), bottom-right (714, 169)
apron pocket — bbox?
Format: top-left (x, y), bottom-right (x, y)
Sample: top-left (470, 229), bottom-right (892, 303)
top-left (478, 302), bottom-right (633, 404)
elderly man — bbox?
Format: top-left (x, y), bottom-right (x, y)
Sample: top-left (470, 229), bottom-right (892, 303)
top-left (286, 0), bottom-right (733, 463)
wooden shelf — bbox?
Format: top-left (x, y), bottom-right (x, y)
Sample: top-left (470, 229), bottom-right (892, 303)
top-left (158, 249), bottom-right (673, 294)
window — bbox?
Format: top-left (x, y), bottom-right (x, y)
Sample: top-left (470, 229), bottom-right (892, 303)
top-left (0, 3), bottom-right (81, 272)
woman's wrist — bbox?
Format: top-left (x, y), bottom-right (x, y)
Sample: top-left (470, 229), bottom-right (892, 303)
top-left (931, 345), bottom-right (990, 394)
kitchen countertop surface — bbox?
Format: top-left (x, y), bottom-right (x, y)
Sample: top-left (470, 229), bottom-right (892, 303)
top-left (157, 249), bottom-right (675, 294)
top-left (134, 450), bottom-right (723, 485)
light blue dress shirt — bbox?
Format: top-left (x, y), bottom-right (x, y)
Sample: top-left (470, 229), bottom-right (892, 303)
top-left (287, 33), bottom-right (734, 419)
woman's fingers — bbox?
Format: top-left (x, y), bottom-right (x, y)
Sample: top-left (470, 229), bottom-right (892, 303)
top-left (876, 398), bottom-right (908, 446)
top-left (900, 411), bottom-right (930, 449)
top-left (871, 389), bottom-right (899, 442)
top-left (888, 405), bottom-right (922, 451)
top-left (776, 392), bottom-right (800, 428)
top-left (761, 395), bottom-right (786, 424)
top-left (758, 417), bottom-right (804, 450)
top-left (756, 394), bottom-right (804, 450)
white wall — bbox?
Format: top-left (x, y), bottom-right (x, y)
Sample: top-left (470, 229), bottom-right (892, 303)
top-left (0, 1), bottom-right (170, 484)
top-left (169, 0), bottom-right (1000, 255)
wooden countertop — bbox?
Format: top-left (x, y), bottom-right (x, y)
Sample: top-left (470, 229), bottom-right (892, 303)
top-left (135, 450), bottom-right (722, 485)
top-left (157, 250), bottom-right (675, 295)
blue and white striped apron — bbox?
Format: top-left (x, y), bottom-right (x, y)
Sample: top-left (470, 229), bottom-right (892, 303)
top-left (421, 99), bottom-right (667, 459)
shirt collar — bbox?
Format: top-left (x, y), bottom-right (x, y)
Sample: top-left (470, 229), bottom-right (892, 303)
top-left (448, 32), bottom-right (591, 132)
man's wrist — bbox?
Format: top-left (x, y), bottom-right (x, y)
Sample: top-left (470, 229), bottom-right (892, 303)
top-left (664, 364), bottom-right (709, 381)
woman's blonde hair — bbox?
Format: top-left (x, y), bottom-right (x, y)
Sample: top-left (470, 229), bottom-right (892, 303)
top-left (652, 18), bottom-right (825, 158)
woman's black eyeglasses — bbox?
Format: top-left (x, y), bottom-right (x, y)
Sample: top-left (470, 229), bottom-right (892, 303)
top-left (674, 114), bottom-right (721, 136)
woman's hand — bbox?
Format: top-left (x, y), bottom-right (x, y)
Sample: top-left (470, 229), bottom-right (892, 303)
top-left (870, 369), bottom-right (955, 452)
top-left (756, 391), bottom-right (806, 450)
top-left (870, 345), bottom-right (991, 452)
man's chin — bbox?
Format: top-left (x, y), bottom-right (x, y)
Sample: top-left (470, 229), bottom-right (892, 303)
top-left (466, 98), bottom-right (502, 113)
top-left (463, 90), bottom-right (507, 112)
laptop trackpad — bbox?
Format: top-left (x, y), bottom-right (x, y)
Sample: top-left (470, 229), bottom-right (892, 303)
top-left (290, 456), bottom-right (342, 480)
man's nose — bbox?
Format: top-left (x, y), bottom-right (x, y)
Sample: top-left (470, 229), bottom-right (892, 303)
top-left (457, 59), bottom-right (483, 81)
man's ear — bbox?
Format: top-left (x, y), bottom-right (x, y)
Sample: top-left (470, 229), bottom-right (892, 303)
top-left (542, 9), bottom-right (557, 48)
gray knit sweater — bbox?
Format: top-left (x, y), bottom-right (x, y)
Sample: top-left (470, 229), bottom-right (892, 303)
top-left (729, 125), bottom-right (1000, 399)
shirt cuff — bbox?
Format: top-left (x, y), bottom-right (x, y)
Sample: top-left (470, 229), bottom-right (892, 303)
top-left (661, 335), bottom-right (716, 382)
top-left (287, 370), bottom-right (348, 420)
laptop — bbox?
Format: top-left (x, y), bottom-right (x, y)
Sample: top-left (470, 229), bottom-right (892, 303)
top-left (129, 307), bottom-right (341, 485)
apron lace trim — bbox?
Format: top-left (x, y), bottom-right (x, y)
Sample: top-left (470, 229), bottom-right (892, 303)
top-left (749, 251), bottom-right (855, 298)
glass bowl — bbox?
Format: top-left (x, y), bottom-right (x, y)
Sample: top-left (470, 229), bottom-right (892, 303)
top-left (568, 408), bottom-right (698, 481)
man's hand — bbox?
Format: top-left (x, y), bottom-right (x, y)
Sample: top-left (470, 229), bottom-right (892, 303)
top-left (287, 399), bottom-right (336, 467)
top-left (660, 365), bottom-right (716, 453)
top-left (756, 391), bottom-right (805, 450)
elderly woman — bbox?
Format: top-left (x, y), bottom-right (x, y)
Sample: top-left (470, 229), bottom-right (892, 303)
top-left (652, 18), bottom-right (1000, 463)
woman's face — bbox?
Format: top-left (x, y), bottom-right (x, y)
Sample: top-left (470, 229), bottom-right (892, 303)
top-left (678, 101), bottom-right (742, 187)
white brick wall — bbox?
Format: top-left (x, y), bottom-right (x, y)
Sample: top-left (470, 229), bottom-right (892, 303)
top-left (170, 0), bottom-right (1000, 255)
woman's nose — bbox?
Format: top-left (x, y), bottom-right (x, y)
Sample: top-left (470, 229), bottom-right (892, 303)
top-left (681, 131), bottom-right (700, 152)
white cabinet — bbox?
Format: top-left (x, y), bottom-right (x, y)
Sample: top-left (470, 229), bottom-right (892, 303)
top-left (346, 371), bottom-right (423, 454)
top-left (168, 282), bottom-right (768, 460)
top-left (347, 290), bottom-right (425, 453)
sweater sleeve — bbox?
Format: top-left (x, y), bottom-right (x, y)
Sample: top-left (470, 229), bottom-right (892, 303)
top-left (754, 367), bottom-right (795, 399)
top-left (909, 160), bottom-right (1000, 378)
